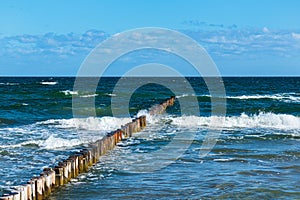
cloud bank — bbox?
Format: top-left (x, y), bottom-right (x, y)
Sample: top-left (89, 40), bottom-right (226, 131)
top-left (0, 26), bottom-right (299, 76)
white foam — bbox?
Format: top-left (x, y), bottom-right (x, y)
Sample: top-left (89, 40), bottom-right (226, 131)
top-left (40, 81), bottom-right (57, 85)
top-left (41, 135), bottom-right (82, 149)
top-left (40, 116), bottom-right (132, 131)
top-left (0, 82), bottom-right (19, 86)
top-left (80, 94), bottom-right (99, 98)
top-left (177, 93), bottom-right (300, 103)
top-left (105, 93), bottom-right (117, 97)
top-left (0, 140), bottom-right (43, 149)
top-left (213, 158), bottom-right (242, 162)
top-left (60, 90), bottom-right (79, 95)
top-left (137, 109), bottom-right (161, 124)
top-left (176, 94), bottom-right (190, 98)
top-left (227, 93), bottom-right (300, 103)
top-left (0, 136), bottom-right (82, 150)
top-left (176, 93), bottom-right (199, 99)
top-left (170, 112), bottom-right (300, 131)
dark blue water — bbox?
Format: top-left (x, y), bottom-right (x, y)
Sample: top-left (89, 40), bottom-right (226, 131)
top-left (0, 77), bottom-right (299, 199)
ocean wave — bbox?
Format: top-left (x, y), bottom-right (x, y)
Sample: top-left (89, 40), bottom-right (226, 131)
top-left (227, 93), bottom-right (300, 103)
top-left (60, 90), bottom-right (79, 95)
top-left (41, 135), bottom-right (82, 149)
top-left (0, 140), bottom-right (41, 149)
top-left (176, 93), bottom-right (300, 103)
top-left (0, 135), bottom-right (82, 149)
top-left (137, 109), bottom-right (162, 124)
top-left (0, 82), bottom-right (19, 86)
top-left (80, 94), bottom-right (99, 98)
top-left (170, 112), bottom-right (300, 131)
top-left (60, 90), bottom-right (98, 98)
top-left (40, 81), bottom-right (57, 85)
top-left (39, 116), bottom-right (132, 131)
top-left (176, 94), bottom-right (193, 98)
top-left (105, 93), bottom-right (117, 97)
top-left (1, 116), bottom-right (132, 150)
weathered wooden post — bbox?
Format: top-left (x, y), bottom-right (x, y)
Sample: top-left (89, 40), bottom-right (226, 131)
top-left (58, 162), bottom-right (68, 184)
top-left (42, 168), bottom-right (54, 196)
top-left (69, 155), bottom-right (79, 177)
top-left (25, 184), bottom-right (32, 200)
top-left (128, 123), bottom-right (133, 137)
top-left (66, 157), bottom-right (75, 178)
top-left (9, 190), bottom-right (20, 200)
top-left (87, 145), bottom-right (97, 164)
top-left (28, 179), bottom-right (36, 200)
top-left (54, 167), bottom-right (64, 186)
top-left (35, 176), bottom-right (44, 200)
top-left (77, 154), bottom-right (84, 174)
top-left (80, 149), bottom-right (89, 172)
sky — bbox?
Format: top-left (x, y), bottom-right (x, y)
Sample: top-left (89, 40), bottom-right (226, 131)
top-left (0, 0), bottom-right (300, 76)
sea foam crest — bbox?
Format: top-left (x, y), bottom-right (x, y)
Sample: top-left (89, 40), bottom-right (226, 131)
top-left (176, 93), bottom-right (300, 103)
top-left (40, 81), bottom-right (57, 85)
top-left (227, 93), bottom-right (300, 103)
top-left (41, 116), bottom-right (132, 131)
top-left (0, 136), bottom-right (82, 149)
top-left (170, 112), bottom-right (300, 130)
top-left (41, 135), bottom-right (82, 149)
top-left (60, 90), bottom-right (79, 95)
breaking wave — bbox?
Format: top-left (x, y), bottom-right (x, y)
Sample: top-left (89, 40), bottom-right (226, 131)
top-left (170, 112), bottom-right (300, 131)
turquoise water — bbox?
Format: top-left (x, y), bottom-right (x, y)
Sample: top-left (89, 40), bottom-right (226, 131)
top-left (0, 77), bottom-right (299, 199)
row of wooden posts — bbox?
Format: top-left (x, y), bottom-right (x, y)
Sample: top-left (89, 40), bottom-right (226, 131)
top-left (0, 96), bottom-right (175, 200)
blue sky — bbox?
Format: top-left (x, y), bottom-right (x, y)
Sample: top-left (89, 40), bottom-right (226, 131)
top-left (0, 0), bottom-right (300, 76)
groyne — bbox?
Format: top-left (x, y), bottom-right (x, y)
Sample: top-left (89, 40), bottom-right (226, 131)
top-left (0, 96), bottom-right (175, 200)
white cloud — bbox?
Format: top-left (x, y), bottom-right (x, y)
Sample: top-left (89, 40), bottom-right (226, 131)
top-left (292, 32), bottom-right (300, 40)
top-left (0, 27), bottom-right (299, 69)
top-left (262, 27), bottom-right (270, 33)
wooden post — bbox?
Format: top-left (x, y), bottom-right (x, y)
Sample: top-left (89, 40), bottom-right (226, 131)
top-left (9, 190), bottom-right (20, 200)
top-left (40, 173), bottom-right (50, 197)
top-left (19, 185), bottom-right (28, 200)
top-left (35, 177), bottom-right (43, 200)
top-left (99, 138), bottom-right (106, 155)
top-left (67, 158), bottom-right (75, 178)
top-left (128, 123), bottom-right (133, 137)
top-left (25, 183), bottom-right (32, 200)
top-left (77, 154), bottom-right (84, 173)
top-left (28, 180), bottom-right (36, 200)
top-left (87, 145), bottom-right (97, 164)
top-left (87, 149), bottom-right (93, 166)
top-left (42, 168), bottom-right (54, 196)
top-left (136, 118), bottom-right (141, 132)
top-left (80, 149), bottom-right (89, 172)
top-left (54, 167), bottom-right (64, 186)
top-left (58, 162), bottom-right (68, 184)
top-left (2, 194), bottom-right (14, 200)
top-left (10, 186), bottom-right (26, 200)
top-left (118, 130), bottom-right (121, 143)
top-left (69, 155), bottom-right (79, 177)
top-left (114, 131), bottom-right (118, 145)
top-left (132, 119), bottom-right (137, 133)
top-left (109, 135), bottom-right (115, 150)
top-left (65, 160), bottom-right (72, 180)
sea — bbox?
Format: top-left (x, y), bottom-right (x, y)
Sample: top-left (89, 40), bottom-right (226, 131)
top-left (0, 77), bottom-right (299, 199)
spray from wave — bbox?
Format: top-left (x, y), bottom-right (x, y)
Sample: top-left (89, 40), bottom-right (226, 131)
top-left (170, 112), bottom-right (300, 131)
top-left (40, 117), bottom-right (131, 131)
top-left (176, 93), bottom-right (300, 103)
